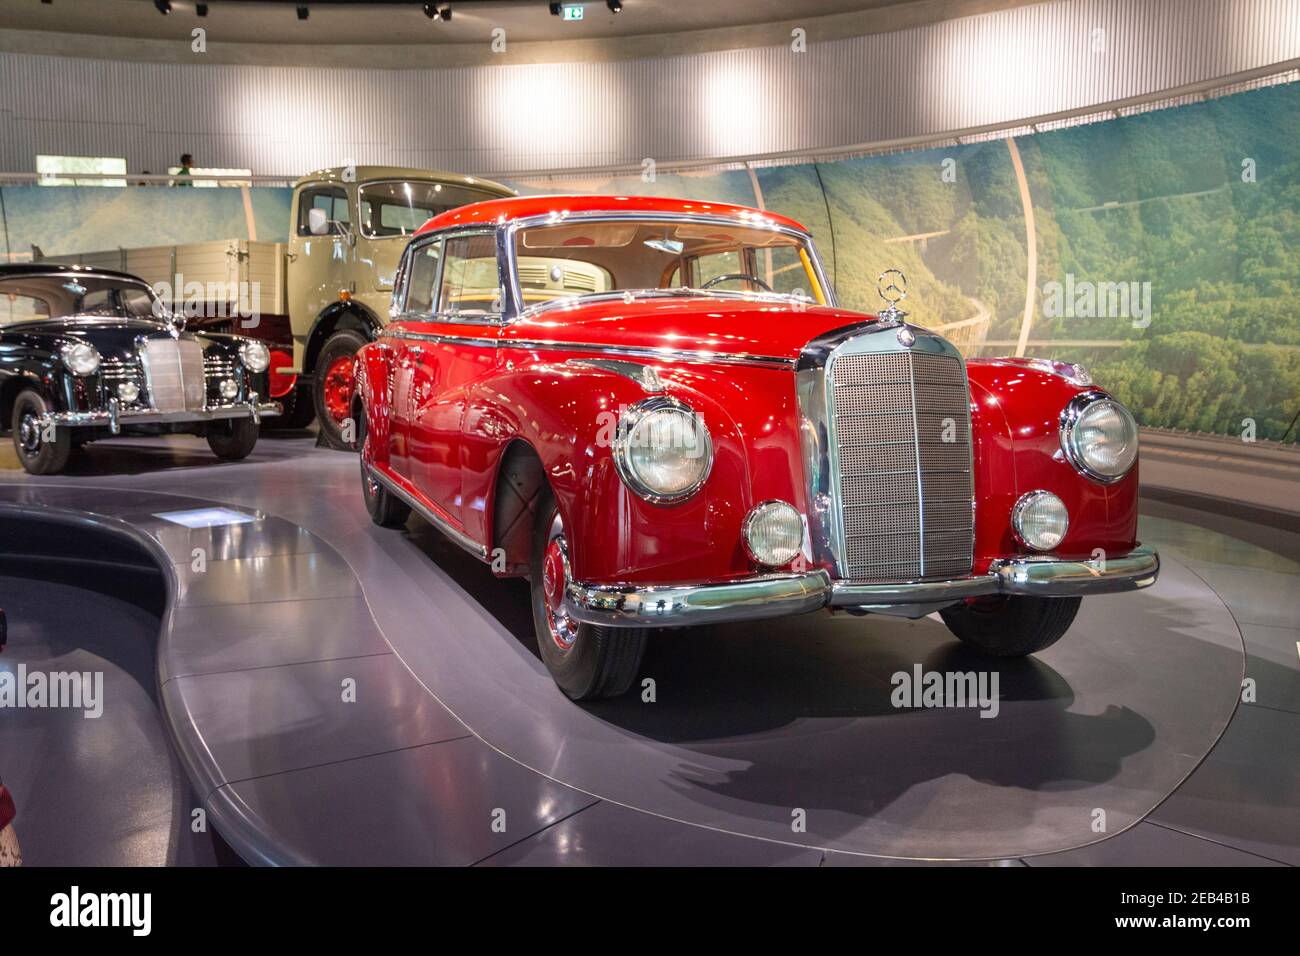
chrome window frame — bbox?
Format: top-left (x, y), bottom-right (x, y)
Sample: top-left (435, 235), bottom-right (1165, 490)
top-left (500, 211), bottom-right (837, 320)
top-left (391, 226), bottom-right (508, 328)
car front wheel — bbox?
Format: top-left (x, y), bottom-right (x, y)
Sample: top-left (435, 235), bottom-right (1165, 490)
top-left (206, 417), bottom-right (260, 461)
top-left (11, 390), bottom-right (71, 475)
top-left (356, 409), bottom-right (410, 528)
top-left (530, 489), bottom-right (648, 700)
top-left (939, 594), bottom-right (1081, 657)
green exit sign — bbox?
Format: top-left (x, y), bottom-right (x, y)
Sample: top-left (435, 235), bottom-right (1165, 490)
top-left (562, 4), bottom-right (584, 20)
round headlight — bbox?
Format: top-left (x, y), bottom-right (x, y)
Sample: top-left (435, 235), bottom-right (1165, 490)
top-left (239, 340), bottom-right (271, 374)
top-left (743, 500), bottom-right (804, 567)
top-left (1061, 393), bottom-right (1138, 482)
top-left (61, 341), bottom-right (101, 377)
top-left (1012, 490), bottom-right (1069, 551)
top-left (614, 397), bottom-right (713, 502)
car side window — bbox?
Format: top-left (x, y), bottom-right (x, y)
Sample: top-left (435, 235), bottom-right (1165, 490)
top-left (297, 187), bottom-right (350, 236)
top-left (404, 241), bottom-right (442, 315)
top-left (436, 234), bottom-right (500, 318)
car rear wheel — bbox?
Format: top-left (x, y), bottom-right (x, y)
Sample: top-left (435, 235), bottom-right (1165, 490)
top-left (939, 594), bottom-right (1081, 657)
top-left (356, 407), bottom-right (410, 528)
top-left (11, 390), bottom-right (71, 475)
top-left (206, 418), bottom-right (260, 461)
top-left (313, 330), bottom-right (367, 451)
top-left (530, 488), bottom-right (648, 700)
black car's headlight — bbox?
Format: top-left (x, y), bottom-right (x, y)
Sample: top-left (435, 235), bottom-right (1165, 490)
top-left (61, 342), bottom-right (101, 377)
top-left (239, 341), bottom-right (270, 374)
top-left (1060, 392), bottom-right (1138, 482)
top-left (614, 396), bottom-right (713, 503)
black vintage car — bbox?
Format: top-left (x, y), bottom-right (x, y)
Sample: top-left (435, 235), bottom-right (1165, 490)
top-left (0, 264), bottom-right (279, 475)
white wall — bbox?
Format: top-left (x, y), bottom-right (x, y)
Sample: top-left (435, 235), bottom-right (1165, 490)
top-left (1, 0), bottom-right (1297, 177)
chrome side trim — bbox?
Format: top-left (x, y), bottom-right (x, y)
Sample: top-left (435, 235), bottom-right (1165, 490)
top-left (378, 325), bottom-right (797, 369)
top-left (564, 358), bottom-right (666, 393)
top-left (565, 545), bottom-right (1159, 627)
top-left (365, 463), bottom-right (488, 560)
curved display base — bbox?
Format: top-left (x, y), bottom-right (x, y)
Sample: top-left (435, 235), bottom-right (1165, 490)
top-left (0, 436), bottom-right (1255, 864)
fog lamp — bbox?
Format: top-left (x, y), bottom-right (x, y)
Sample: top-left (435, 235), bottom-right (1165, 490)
top-left (1012, 491), bottom-right (1069, 552)
top-left (219, 378), bottom-right (239, 400)
top-left (116, 381), bottom-right (140, 403)
top-left (743, 500), bottom-right (803, 567)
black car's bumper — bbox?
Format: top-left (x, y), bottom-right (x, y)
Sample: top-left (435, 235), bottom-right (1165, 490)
top-left (39, 398), bottom-right (280, 433)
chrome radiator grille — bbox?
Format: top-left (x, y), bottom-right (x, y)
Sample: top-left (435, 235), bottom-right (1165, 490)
top-left (140, 338), bottom-right (206, 412)
top-left (831, 349), bottom-right (973, 582)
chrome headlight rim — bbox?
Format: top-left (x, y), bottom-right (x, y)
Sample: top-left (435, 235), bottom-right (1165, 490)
top-left (613, 395), bottom-right (714, 504)
top-left (60, 341), bottom-right (102, 377)
top-left (742, 499), bottom-right (804, 568)
top-left (1059, 390), bottom-right (1138, 484)
top-left (239, 340), bottom-right (271, 374)
top-left (1011, 489), bottom-right (1069, 552)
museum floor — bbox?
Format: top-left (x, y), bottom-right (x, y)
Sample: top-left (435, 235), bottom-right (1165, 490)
top-left (1, 432), bottom-right (1296, 866)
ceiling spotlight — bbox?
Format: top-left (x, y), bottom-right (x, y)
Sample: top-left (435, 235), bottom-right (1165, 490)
top-left (548, 2), bottom-right (561, 14)
top-left (607, 0), bottom-right (622, 11)
top-left (153, 0), bottom-right (171, 14)
top-left (423, 1), bottom-right (435, 16)
top-left (296, 4), bottom-right (308, 20)
top-left (196, 2), bottom-right (208, 15)
top-left (439, 4), bottom-right (451, 20)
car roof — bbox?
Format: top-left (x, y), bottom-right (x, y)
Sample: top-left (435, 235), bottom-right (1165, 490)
top-left (0, 263), bottom-right (149, 283)
top-left (414, 194), bottom-right (811, 236)
top-left (294, 165), bottom-right (515, 197)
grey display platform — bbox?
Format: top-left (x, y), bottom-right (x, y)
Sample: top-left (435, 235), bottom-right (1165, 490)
top-left (1, 433), bottom-right (1295, 866)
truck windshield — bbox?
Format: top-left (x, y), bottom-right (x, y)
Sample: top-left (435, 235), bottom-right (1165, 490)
top-left (512, 217), bottom-right (827, 312)
top-left (0, 275), bottom-right (162, 327)
top-left (359, 181), bottom-right (505, 238)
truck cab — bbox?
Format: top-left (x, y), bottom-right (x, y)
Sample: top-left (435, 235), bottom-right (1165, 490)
top-left (287, 166), bottom-right (514, 447)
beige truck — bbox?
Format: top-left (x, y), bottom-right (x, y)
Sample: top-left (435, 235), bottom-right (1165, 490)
top-left (42, 166), bottom-right (514, 448)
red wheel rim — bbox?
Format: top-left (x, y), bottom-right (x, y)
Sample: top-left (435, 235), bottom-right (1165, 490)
top-left (542, 535), bottom-right (578, 652)
top-left (322, 355), bottom-right (355, 423)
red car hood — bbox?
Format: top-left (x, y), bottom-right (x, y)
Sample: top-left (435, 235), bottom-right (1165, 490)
top-left (504, 297), bottom-right (877, 362)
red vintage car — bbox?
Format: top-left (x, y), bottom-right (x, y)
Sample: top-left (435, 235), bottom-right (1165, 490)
top-left (354, 195), bottom-right (1158, 700)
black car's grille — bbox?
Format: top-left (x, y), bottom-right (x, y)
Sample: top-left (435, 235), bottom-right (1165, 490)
top-left (830, 348), bottom-right (974, 583)
top-left (99, 357), bottom-right (146, 405)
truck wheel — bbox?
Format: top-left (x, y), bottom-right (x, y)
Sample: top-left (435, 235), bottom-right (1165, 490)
top-left (939, 595), bottom-right (1081, 657)
top-left (313, 330), bottom-right (367, 451)
top-left (206, 418), bottom-right (260, 461)
top-left (270, 383), bottom-right (316, 430)
top-left (530, 488), bottom-right (648, 701)
top-left (11, 390), bottom-right (71, 475)
top-left (356, 409), bottom-right (410, 528)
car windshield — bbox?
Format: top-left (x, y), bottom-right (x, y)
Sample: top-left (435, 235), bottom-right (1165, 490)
top-left (0, 274), bottom-right (162, 327)
top-left (512, 217), bottom-right (827, 312)
top-left (359, 181), bottom-right (505, 238)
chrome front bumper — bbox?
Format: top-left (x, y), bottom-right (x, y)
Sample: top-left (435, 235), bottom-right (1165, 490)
top-left (566, 545), bottom-right (1160, 627)
top-left (39, 398), bottom-right (280, 434)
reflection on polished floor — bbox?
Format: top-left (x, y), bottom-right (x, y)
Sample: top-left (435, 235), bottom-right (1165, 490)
top-left (0, 433), bottom-right (1296, 866)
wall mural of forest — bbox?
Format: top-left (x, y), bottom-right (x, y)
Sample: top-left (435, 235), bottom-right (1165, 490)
top-left (2, 80), bottom-right (1296, 440)
top-left (513, 81), bottom-right (1300, 442)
